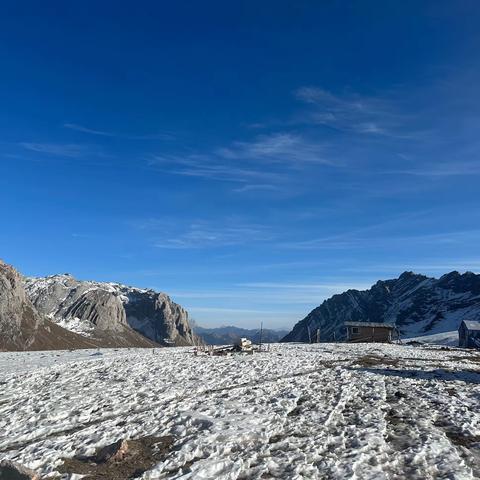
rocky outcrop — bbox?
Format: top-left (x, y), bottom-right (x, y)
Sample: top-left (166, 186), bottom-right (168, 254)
top-left (121, 289), bottom-right (195, 346)
top-left (0, 260), bottom-right (106, 351)
top-left (0, 259), bottom-right (41, 350)
top-left (25, 274), bottom-right (196, 346)
top-left (25, 274), bottom-right (127, 334)
top-left (283, 271), bottom-right (480, 342)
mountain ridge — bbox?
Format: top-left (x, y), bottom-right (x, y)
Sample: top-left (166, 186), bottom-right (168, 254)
top-left (25, 273), bottom-right (197, 346)
top-left (282, 270), bottom-right (480, 343)
top-left (193, 324), bottom-right (289, 345)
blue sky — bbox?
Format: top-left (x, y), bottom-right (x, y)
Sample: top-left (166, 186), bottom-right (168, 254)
top-left (1, 1), bottom-right (480, 328)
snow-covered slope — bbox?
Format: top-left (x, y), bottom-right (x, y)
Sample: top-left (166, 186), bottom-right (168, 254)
top-left (283, 271), bottom-right (480, 343)
top-left (1, 343), bottom-right (479, 479)
top-left (25, 274), bottom-right (196, 346)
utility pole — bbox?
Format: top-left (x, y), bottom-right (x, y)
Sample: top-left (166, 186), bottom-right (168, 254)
top-left (316, 328), bottom-right (320, 343)
top-left (259, 321), bottom-right (263, 351)
top-left (307, 326), bottom-right (312, 343)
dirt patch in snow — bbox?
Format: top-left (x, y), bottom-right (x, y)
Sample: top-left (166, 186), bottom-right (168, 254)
top-left (57, 435), bottom-right (174, 479)
top-left (354, 354), bottom-right (401, 368)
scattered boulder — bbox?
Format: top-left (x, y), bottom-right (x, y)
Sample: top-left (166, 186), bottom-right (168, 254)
top-left (58, 435), bottom-right (175, 479)
top-left (0, 460), bottom-right (40, 480)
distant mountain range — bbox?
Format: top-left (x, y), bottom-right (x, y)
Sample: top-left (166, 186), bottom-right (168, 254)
top-left (3, 258), bottom-right (480, 352)
top-left (193, 324), bottom-right (289, 345)
top-left (0, 259), bottom-right (197, 351)
top-left (283, 271), bottom-right (480, 343)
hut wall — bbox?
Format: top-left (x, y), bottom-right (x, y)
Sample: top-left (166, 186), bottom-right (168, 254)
top-left (348, 326), bottom-right (392, 343)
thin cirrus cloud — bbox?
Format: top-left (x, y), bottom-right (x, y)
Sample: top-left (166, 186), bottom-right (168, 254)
top-left (147, 86), bottom-right (422, 192)
top-left (283, 228), bottom-right (480, 250)
top-left (385, 160), bottom-right (480, 177)
top-left (149, 153), bottom-right (283, 184)
top-left (277, 209), bottom-right (480, 251)
top-left (216, 132), bottom-right (333, 165)
top-left (132, 217), bottom-right (274, 249)
top-left (293, 86), bottom-right (410, 138)
top-left (341, 260), bottom-right (480, 275)
top-left (64, 123), bottom-right (174, 140)
top-left (232, 184), bottom-right (281, 193)
top-left (237, 281), bottom-right (371, 291)
top-left (148, 132), bottom-right (337, 190)
top-left (19, 142), bottom-right (88, 157)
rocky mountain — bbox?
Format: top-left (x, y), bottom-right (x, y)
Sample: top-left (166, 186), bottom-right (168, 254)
top-left (193, 324), bottom-right (289, 345)
top-left (0, 260), bottom-right (103, 351)
top-left (283, 271), bottom-right (480, 343)
top-left (25, 274), bottom-right (196, 346)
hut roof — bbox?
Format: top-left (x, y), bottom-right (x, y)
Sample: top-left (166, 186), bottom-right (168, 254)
top-left (460, 320), bottom-right (480, 331)
top-left (344, 321), bottom-right (395, 329)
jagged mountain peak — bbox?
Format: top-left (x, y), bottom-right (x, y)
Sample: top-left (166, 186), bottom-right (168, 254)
top-left (283, 270), bottom-right (480, 343)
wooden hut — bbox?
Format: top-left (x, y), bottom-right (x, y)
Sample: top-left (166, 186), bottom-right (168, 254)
top-left (345, 321), bottom-right (395, 343)
top-left (458, 320), bottom-right (480, 349)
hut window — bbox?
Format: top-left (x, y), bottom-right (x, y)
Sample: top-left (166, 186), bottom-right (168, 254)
top-left (351, 327), bottom-right (359, 334)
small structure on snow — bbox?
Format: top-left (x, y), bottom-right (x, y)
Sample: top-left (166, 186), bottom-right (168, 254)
top-left (345, 321), bottom-right (395, 343)
top-left (193, 337), bottom-right (268, 356)
top-left (458, 320), bottom-right (480, 349)
top-left (235, 337), bottom-right (253, 352)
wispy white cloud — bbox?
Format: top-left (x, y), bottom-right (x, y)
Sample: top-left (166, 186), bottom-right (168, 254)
top-left (217, 132), bottom-right (332, 165)
top-left (64, 123), bottom-right (174, 140)
top-left (232, 184), bottom-right (280, 193)
top-left (149, 153), bottom-right (284, 184)
top-left (284, 228), bottom-right (480, 250)
top-left (191, 307), bottom-right (281, 314)
top-left (341, 261), bottom-right (480, 275)
top-left (64, 123), bottom-right (116, 137)
top-left (148, 132), bottom-right (338, 188)
top-left (293, 86), bottom-right (410, 137)
top-left (19, 142), bottom-right (87, 157)
top-left (386, 160), bottom-right (480, 177)
top-left (132, 217), bottom-right (274, 249)
top-left (237, 281), bottom-right (371, 291)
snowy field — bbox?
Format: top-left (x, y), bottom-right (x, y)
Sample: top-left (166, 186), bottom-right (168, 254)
top-left (1, 343), bottom-right (480, 479)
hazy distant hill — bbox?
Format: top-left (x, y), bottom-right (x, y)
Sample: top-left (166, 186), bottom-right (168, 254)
top-left (194, 324), bottom-right (289, 345)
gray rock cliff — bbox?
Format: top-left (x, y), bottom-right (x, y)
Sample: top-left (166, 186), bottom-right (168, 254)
top-left (282, 271), bottom-right (480, 342)
top-left (25, 274), bottom-right (196, 346)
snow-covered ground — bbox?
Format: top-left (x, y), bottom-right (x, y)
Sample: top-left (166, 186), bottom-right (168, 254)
top-left (405, 330), bottom-right (459, 346)
top-left (1, 343), bottom-right (480, 479)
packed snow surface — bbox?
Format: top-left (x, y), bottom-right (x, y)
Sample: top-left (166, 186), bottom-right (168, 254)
top-left (1, 343), bottom-right (480, 479)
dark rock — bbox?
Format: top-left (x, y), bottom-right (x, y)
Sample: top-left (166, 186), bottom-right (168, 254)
top-left (0, 460), bottom-right (40, 480)
top-left (58, 435), bottom-right (175, 479)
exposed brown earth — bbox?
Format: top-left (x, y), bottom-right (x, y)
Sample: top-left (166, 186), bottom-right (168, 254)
top-left (57, 436), bottom-right (175, 479)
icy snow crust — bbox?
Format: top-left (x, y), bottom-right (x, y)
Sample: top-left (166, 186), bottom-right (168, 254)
top-left (1, 343), bottom-right (480, 479)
